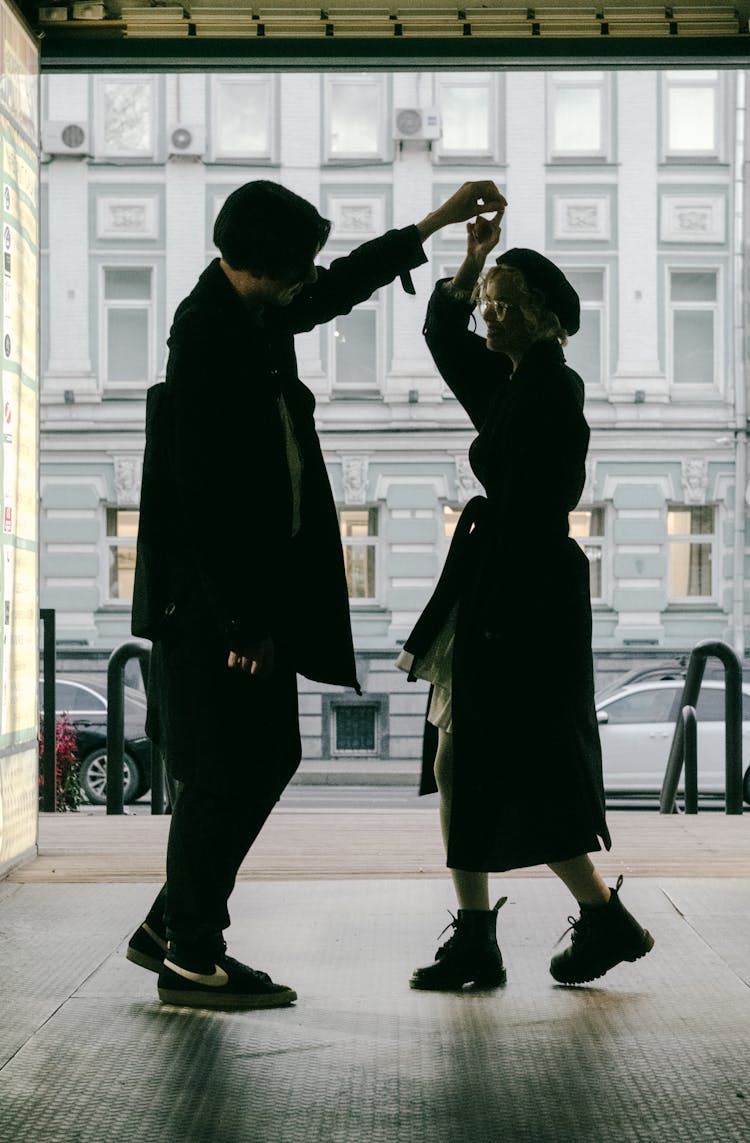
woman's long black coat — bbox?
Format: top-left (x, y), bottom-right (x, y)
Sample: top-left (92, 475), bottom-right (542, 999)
top-left (404, 283), bottom-right (611, 872)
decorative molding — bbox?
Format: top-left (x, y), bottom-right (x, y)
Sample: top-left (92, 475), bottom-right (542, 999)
top-left (660, 194), bottom-right (725, 244)
top-left (96, 196), bottom-right (158, 240)
top-left (681, 457), bottom-right (709, 504)
top-left (581, 459), bottom-right (596, 505)
top-left (553, 195), bottom-right (610, 241)
top-left (341, 455), bottom-right (369, 505)
top-left (329, 196), bottom-right (384, 241)
top-left (113, 456), bottom-right (142, 505)
top-left (454, 456), bottom-right (483, 503)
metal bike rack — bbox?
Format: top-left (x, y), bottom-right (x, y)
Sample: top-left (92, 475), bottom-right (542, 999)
top-left (106, 639), bottom-right (165, 815)
top-left (659, 639), bottom-right (744, 815)
top-left (39, 608), bottom-right (57, 812)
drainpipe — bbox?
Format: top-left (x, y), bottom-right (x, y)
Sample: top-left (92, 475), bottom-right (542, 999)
top-left (732, 69), bottom-right (748, 659)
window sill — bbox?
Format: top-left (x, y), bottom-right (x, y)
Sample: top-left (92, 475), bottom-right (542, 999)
top-left (545, 157), bottom-right (616, 168)
top-left (323, 158), bottom-right (391, 168)
top-left (432, 155), bottom-right (505, 166)
top-left (204, 158), bottom-right (279, 167)
top-left (664, 602), bottom-right (723, 612)
top-left (332, 388), bottom-right (384, 401)
top-left (659, 157), bottom-right (727, 167)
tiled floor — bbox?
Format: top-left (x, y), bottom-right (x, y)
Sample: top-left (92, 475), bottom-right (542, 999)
top-left (1, 876), bottom-right (749, 1143)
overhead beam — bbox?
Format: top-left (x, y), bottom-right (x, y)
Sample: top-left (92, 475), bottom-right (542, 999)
top-left (38, 34), bottom-right (750, 71)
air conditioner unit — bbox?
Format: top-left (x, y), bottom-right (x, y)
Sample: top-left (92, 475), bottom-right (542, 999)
top-left (168, 124), bottom-right (205, 158)
top-left (40, 121), bottom-right (89, 156)
top-left (393, 107), bottom-right (441, 142)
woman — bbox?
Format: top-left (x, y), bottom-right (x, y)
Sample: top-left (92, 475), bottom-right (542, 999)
top-left (398, 205), bottom-right (654, 990)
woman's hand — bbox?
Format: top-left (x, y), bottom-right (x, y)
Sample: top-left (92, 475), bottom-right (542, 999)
top-left (466, 211), bottom-right (503, 264)
top-left (416, 181), bottom-right (507, 242)
top-left (449, 207), bottom-right (505, 296)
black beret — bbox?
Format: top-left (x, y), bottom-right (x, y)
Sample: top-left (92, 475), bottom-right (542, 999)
top-left (495, 248), bottom-right (580, 336)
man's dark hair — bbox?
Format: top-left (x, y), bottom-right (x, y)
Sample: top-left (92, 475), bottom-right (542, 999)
top-left (213, 180), bottom-right (331, 279)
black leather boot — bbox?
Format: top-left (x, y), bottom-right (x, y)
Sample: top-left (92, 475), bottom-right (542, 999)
top-left (410, 898), bottom-right (507, 990)
top-left (550, 875), bottom-right (654, 985)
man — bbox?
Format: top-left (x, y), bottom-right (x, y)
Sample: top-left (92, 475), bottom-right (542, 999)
top-left (125, 178), bottom-right (505, 1009)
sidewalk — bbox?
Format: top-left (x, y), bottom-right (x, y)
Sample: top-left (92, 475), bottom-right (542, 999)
top-left (1, 811), bottom-right (749, 1143)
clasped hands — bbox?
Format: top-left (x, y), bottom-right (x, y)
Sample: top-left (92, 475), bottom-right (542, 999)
top-left (416, 180), bottom-right (507, 247)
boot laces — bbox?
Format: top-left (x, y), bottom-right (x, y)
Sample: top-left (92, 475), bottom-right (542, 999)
top-left (554, 911), bottom-right (593, 949)
top-left (434, 912), bottom-right (460, 959)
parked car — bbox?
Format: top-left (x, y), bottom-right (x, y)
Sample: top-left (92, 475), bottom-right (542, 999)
top-left (595, 679), bottom-right (750, 802)
top-left (41, 677), bottom-right (152, 805)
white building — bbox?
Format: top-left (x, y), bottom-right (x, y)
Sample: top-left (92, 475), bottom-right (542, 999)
top-left (39, 69), bottom-right (749, 765)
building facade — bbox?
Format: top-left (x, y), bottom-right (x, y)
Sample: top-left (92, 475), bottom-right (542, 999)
top-left (39, 69), bottom-right (750, 767)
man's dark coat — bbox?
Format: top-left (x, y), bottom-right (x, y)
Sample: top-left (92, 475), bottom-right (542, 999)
top-left (132, 227), bottom-right (426, 789)
top-left (404, 283), bottom-right (611, 872)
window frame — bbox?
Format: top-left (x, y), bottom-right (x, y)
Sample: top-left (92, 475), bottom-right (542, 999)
top-left (558, 264), bottom-right (608, 390)
top-left (93, 75), bottom-right (158, 161)
top-left (207, 75), bottom-right (278, 164)
top-left (661, 70), bottom-right (723, 163)
top-left (666, 503), bottom-right (718, 605)
top-left (331, 702), bottom-right (380, 756)
top-left (328, 287), bottom-right (384, 396)
top-left (323, 74), bottom-right (390, 164)
top-left (546, 71), bottom-right (613, 163)
top-left (99, 263), bottom-right (156, 392)
top-left (570, 504), bottom-right (607, 604)
top-left (338, 505), bottom-right (381, 606)
top-left (432, 71), bottom-right (502, 164)
top-left (104, 506), bottom-right (139, 606)
top-left (665, 263), bottom-right (722, 393)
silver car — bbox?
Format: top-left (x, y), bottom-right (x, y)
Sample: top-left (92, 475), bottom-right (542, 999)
top-left (595, 678), bottom-right (750, 802)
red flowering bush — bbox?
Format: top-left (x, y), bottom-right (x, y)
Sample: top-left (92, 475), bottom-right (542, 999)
top-left (38, 714), bottom-right (82, 812)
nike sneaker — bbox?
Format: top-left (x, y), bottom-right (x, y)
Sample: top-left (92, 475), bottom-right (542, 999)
top-left (157, 948), bottom-right (297, 1009)
top-left (126, 922), bottom-right (169, 974)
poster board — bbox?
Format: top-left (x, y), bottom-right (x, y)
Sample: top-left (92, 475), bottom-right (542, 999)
top-left (0, 0), bottom-right (39, 871)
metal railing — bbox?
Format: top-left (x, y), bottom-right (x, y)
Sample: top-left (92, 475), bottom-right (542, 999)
top-left (40, 609), bottom-right (57, 812)
top-left (659, 639), bottom-right (744, 815)
top-left (106, 639), bottom-right (165, 815)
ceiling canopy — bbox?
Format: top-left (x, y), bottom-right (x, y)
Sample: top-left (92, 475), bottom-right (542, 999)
top-left (15, 0), bottom-right (750, 68)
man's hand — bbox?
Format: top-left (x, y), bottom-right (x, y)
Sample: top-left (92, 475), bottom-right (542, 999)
top-left (228, 636), bottom-right (275, 678)
top-left (416, 182), bottom-right (507, 242)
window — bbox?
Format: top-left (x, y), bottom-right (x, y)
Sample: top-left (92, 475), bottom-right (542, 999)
top-left (668, 270), bottom-right (718, 386)
top-left (96, 78), bottom-right (154, 159)
top-left (602, 687), bottom-right (677, 724)
top-left (548, 72), bottom-right (610, 161)
top-left (331, 297), bottom-right (380, 391)
top-left (667, 506), bottom-right (715, 600)
top-left (333, 704), bottom-right (378, 754)
top-left (692, 686), bottom-right (750, 722)
top-left (570, 506), bottom-right (605, 600)
top-left (561, 269), bottom-right (606, 386)
top-left (443, 504), bottom-right (461, 539)
top-left (663, 71), bottom-right (720, 159)
top-left (210, 77), bottom-right (274, 161)
top-left (325, 76), bottom-right (387, 161)
top-left (106, 508), bottom-right (138, 602)
top-left (340, 508), bottom-right (378, 601)
top-left (435, 73), bottom-right (497, 161)
top-left (55, 681), bottom-right (106, 715)
top-left (102, 267), bottom-right (153, 387)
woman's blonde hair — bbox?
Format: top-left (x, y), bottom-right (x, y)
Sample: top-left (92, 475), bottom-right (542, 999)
top-left (475, 265), bottom-right (568, 347)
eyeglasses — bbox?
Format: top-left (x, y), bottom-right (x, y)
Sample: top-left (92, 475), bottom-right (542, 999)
top-left (479, 298), bottom-right (516, 320)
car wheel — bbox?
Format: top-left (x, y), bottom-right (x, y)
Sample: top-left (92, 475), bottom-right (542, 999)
top-left (80, 749), bottom-right (140, 806)
top-left (744, 767), bottom-right (750, 807)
